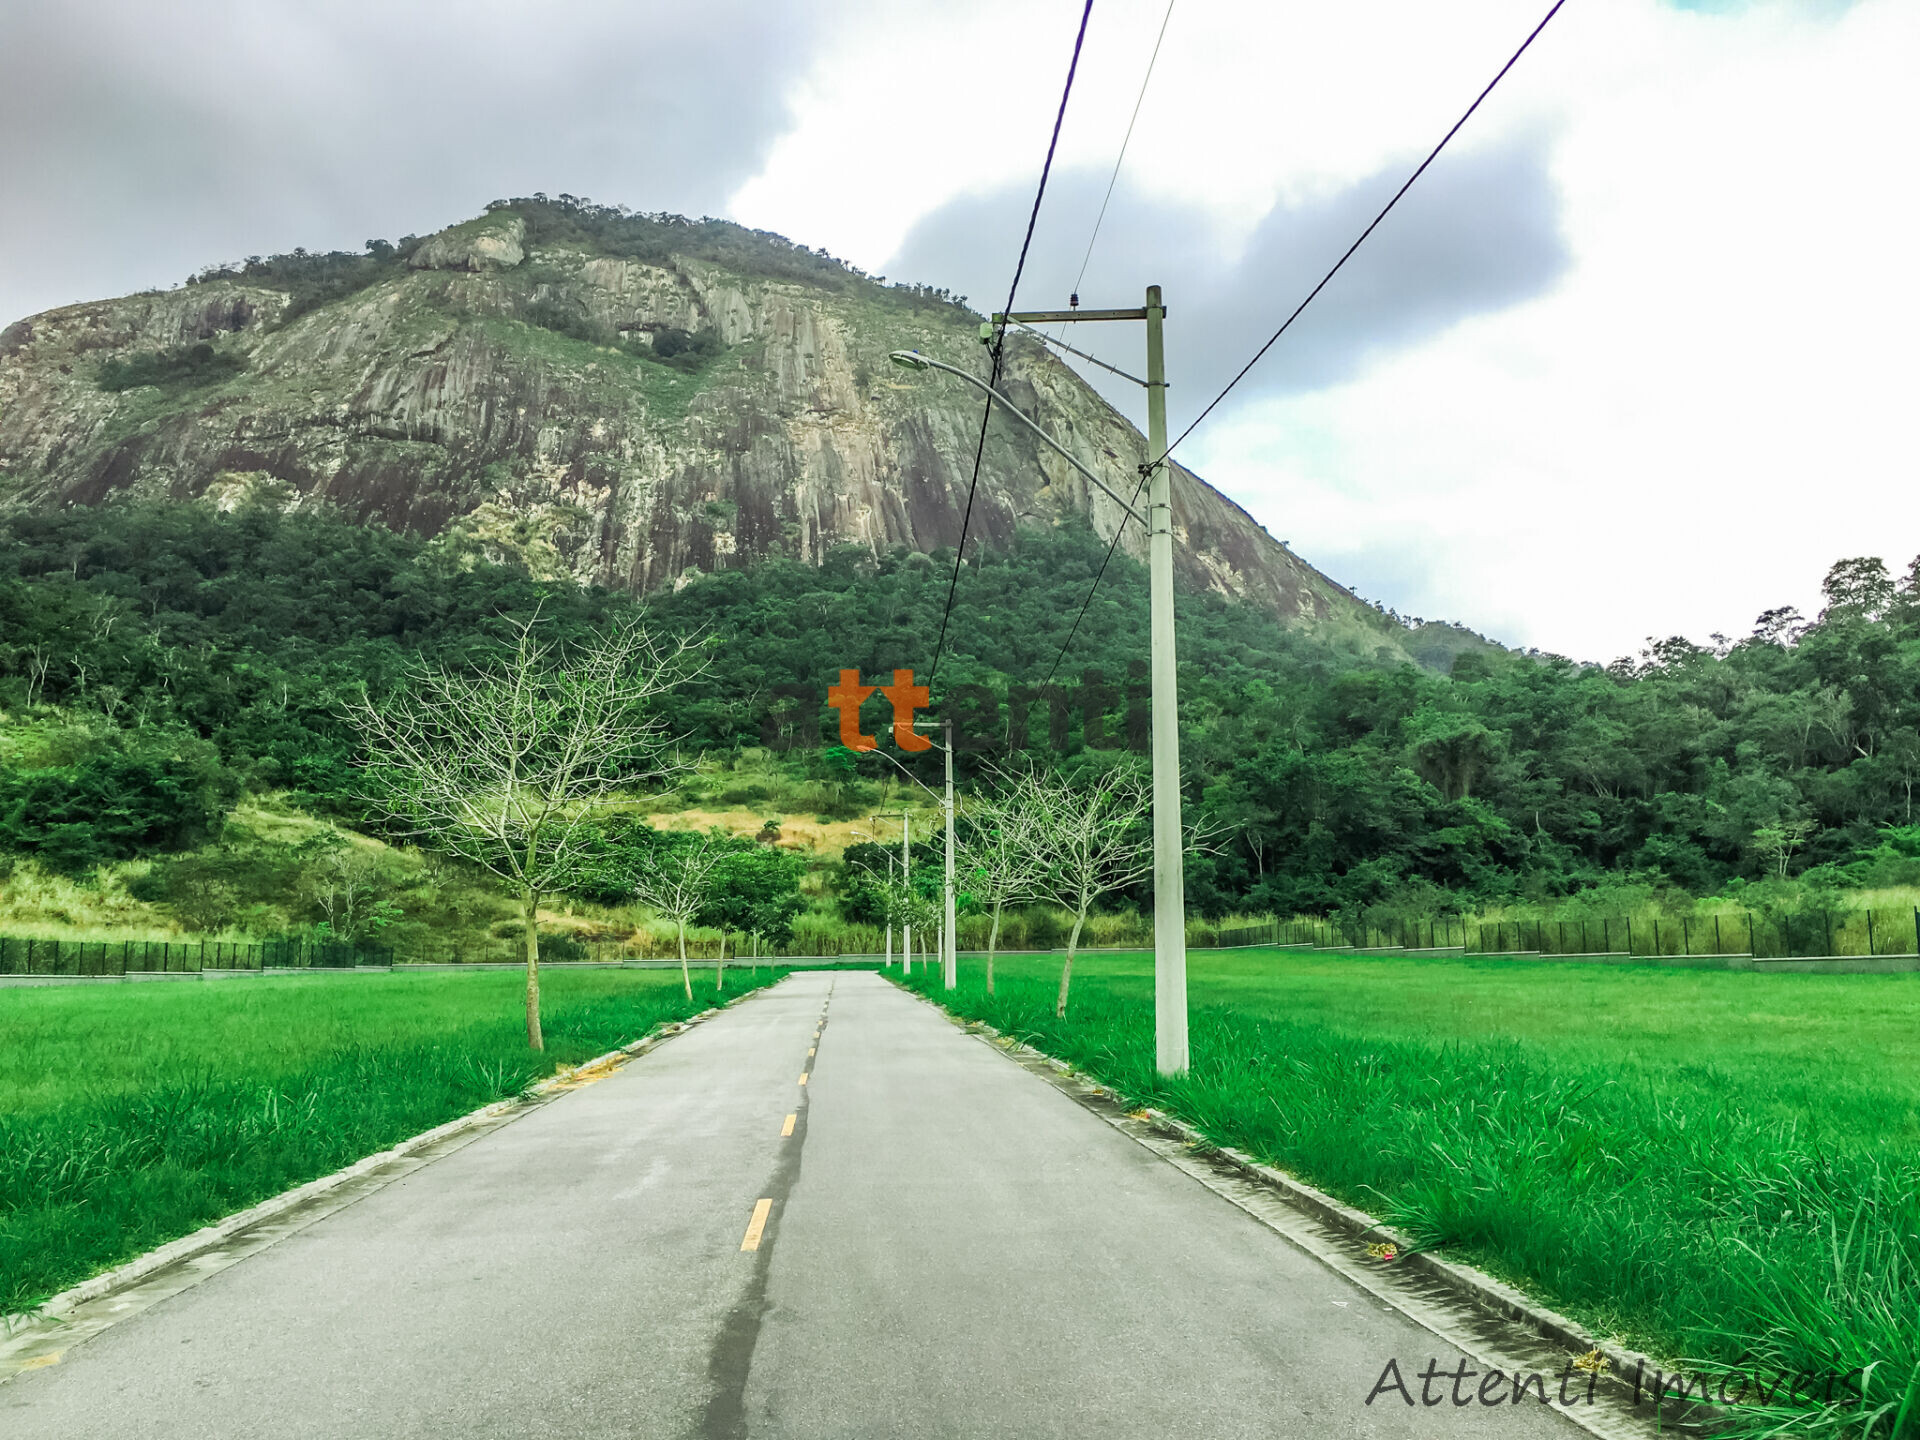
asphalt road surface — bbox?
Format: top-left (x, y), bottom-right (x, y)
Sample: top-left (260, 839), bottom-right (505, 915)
top-left (3, 971), bottom-right (1587, 1438)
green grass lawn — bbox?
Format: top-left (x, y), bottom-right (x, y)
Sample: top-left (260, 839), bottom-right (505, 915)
top-left (907, 948), bottom-right (1920, 1439)
top-left (0, 967), bottom-right (775, 1314)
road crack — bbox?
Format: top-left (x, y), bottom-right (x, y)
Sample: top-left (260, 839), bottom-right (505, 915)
top-left (700, 982), bottom-right (832, 1439)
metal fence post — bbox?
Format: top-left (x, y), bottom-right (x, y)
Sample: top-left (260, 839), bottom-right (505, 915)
top-left (1867, 910), bottom-right (1876, 956)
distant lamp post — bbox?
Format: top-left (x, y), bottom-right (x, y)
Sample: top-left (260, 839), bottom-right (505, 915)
top-left (855, 731), bottom-right (956, 987)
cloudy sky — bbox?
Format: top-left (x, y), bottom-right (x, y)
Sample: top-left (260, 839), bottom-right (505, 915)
top-left (4, 0), bottom-right (1913, 662)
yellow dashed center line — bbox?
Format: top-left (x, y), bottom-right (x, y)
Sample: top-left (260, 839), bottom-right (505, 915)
top-left (808, 1047), bottom-right (815, 1057)
top-left (798, 1073), bottom-right (808, 1085)
top-left (781, 1113), bottom-right (796, 1137)
top-left (19, 1352), bottom-right (62, 1371)
top-left (740, 1198), bottom-right (773, 1251)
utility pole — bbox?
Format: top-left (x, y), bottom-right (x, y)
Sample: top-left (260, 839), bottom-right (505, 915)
top-left (966, 285), bottom-right (1188, 1073)
top-left (901, 811), bottom-right (913, 974)
top-left (943, 718), bottom-right (958, 989)
top-left (871, 811), bottom-right (909, 968)
top-left (1142, 285), bottom-right (1187, 1074)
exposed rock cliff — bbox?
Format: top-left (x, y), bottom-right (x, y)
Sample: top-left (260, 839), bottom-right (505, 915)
top-left (0, 199), bottom-right (1409, 652)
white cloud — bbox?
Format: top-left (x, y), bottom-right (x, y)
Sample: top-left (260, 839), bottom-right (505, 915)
top-left (731, 0), bottom-right (1920, 661)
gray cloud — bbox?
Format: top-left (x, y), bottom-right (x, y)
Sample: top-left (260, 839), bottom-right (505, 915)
top-left (0, 0), bottom-right (831, 327)
top-left (885, 134), bottom-right (1570, 424)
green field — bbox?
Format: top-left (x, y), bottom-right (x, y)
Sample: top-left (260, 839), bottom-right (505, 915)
top-left (906, 948), bottom-right (1920, 1438)
top-left (0, 967), bottom-right (775, 1314)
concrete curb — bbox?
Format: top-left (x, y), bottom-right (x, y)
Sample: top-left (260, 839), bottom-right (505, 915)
top-left (8, 992), bottom-right (745, 1332)
top-left (902, 986), bottom-right (1714, 1430)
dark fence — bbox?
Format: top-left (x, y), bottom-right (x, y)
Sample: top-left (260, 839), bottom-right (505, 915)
top-left (0, 936), bottom-right (395, 977)
top-left (1215, 909), bottom-right (1920, 961)
top-left (1215, 918), bottom-right (1473, 951)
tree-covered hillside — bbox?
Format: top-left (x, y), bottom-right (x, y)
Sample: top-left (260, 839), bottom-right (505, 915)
top-left (0, 498), bottom-right (1914, 917)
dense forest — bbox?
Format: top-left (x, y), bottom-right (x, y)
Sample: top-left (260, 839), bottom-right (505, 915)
top-left (0, 497), bottom-right (1914, 921)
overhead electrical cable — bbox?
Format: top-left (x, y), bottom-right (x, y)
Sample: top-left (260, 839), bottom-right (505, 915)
top-left (925, 0), bottom-right (1097, 693)
top-left (1149, 0), bottom-right (1568, 469)
top-left (1042, 465), bottom-right (1153, 687)
top-left (1044, 0), bottom-right (1568, 681)
top-left (1065, 0), bottom-right (1176, 314)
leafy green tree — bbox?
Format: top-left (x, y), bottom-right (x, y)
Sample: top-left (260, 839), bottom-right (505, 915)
top-left (701, 846), bottom-right (806, 956)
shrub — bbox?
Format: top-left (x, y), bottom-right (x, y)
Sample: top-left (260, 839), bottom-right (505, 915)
top-left (96, 341), bottom-right (245, 393)
top-left (539, 931), bottom-right (590, 961)
top-left (0, 740), bottom-right (241, 875)
top-left (523, 299), bottom-right (615, 347)
top-left (645, 326), bottom-right (724, 373)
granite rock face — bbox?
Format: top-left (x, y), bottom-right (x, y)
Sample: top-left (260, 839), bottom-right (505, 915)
top-left (0, 206), bottom-right (1395, 649)
top-left (407, 214), bottom-right (527, 273)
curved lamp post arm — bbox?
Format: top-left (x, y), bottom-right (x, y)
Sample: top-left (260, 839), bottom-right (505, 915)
top-left (889, 351), bottom-right (1149, 528)
top-left (853, 734), bottom-right (944, 803)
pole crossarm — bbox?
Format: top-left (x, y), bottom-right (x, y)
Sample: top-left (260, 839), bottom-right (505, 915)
top-left (887, 352), bottom-right (1148, 528)
top-left (996, 308), bottom-right (1150, 323)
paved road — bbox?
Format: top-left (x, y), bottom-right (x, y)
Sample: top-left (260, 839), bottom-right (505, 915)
top-left (3, 972), bottom-right (1586, 1438)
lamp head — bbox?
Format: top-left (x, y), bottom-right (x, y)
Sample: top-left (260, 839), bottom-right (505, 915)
top-left (889, 350), bottom-right (932, 372)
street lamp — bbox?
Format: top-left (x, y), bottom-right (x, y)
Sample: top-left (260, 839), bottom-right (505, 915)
top-left (852, 727), bottom-right (957, 988)
top-left (890, 285), bottom-right (1189, 1075)
top-left (888, 351), bottom-right (1147, 528)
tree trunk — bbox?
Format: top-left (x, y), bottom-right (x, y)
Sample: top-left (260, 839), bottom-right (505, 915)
top-left (523, 886), bottom-right (544, 1051)
top-left (715, 932), bottom-right (725, 993)
top-left (1055, 909), bottom-right (1087, 1018)
top-left (986, 902), bottom-right (1002, 997)
top-left (677, 919), bottom-right (692, 1000)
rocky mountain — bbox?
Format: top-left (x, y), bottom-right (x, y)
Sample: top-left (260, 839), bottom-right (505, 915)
top-left (0, 197), bottom-right (1476, 665)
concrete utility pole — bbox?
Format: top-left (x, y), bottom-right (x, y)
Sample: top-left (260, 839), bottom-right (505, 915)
top-left (1142, 285), bottom-right (1188, 1075)
top-left (889, 283), bottom-right (1189, 1073)
top-left (901, 812), bottom-right (913, 974)
top-left (943, 718), bottom-right (958, 989)
top-left (869, 812), bottom-right (910, 967)
top-left (861, 734), bottom-right (956, 980)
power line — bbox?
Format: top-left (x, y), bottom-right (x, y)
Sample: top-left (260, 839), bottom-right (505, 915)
top-left (1045, 0), bottom-right (1568, 682)
top-left (1033, 1), bottom-right (1177, 691)
top-left (1066, 0), bottom-right (1176, 310)
top-left (1042, 465), bottom-right (1152, 686)
top-left (1152, 0), bottom-right (1568, 468)
top-left (927, 0), bottom-right (1097, 692)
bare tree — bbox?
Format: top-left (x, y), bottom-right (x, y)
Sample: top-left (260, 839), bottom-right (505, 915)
top-left (299, 838), bottom-right (402, 942)
top-left (897, 882), bottom-right (942, 976)
top-left (348, 614), bottom-right (700, 1049)
top-left (956, 770), bottom-right (1050, 996)
top-left (631, 830), bottom-right (729, 1001)
top-left (1026, 766), bottom-right (1153, 1018)
top-left (1753, 817), bottom-right (1818, 880)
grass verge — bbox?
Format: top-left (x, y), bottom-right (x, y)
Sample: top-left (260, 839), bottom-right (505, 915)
top-left (0, 966), bottom-right (780, 1314)
top-left (903, 949), bottom-right (1920, 1439)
